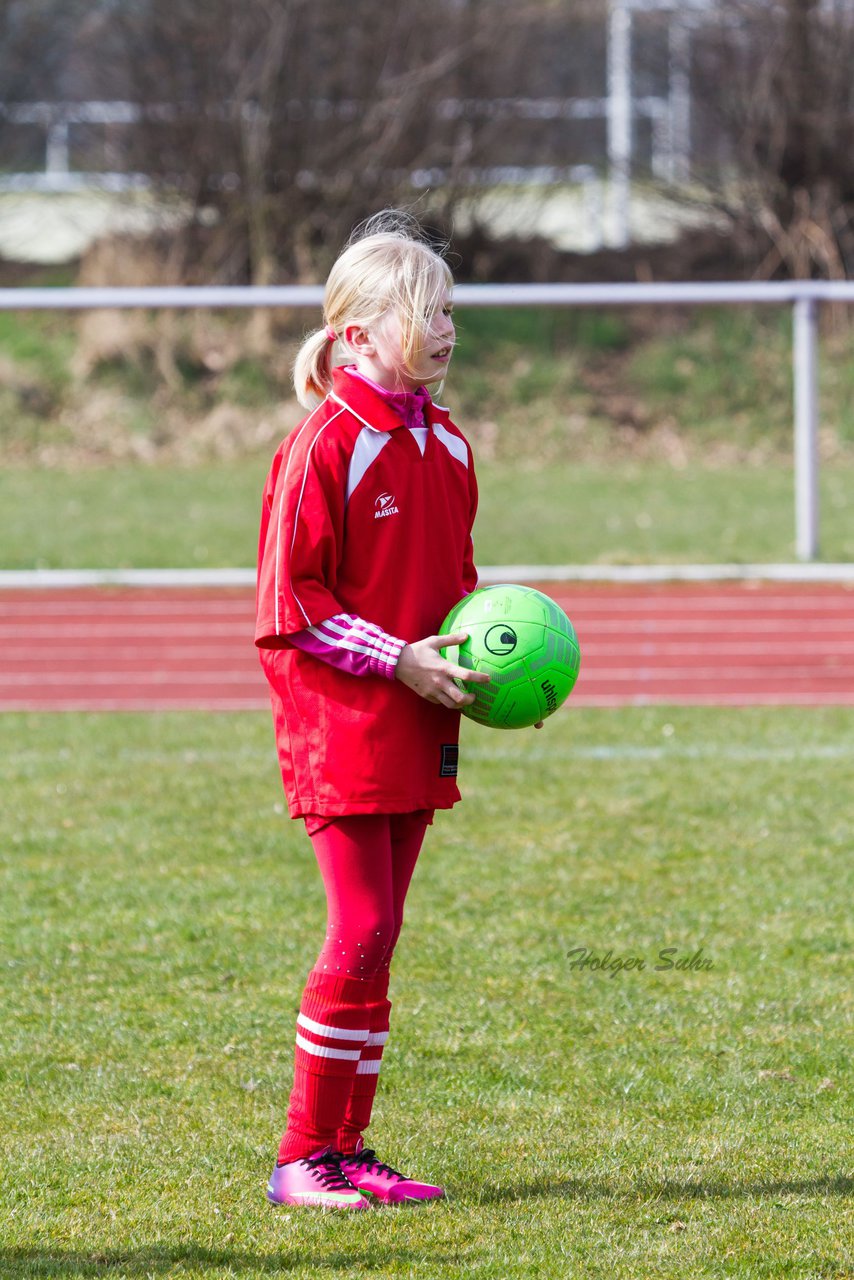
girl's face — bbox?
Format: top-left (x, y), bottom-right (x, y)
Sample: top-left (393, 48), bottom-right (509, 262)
top-left (354, 290), bottom-right (456, 391)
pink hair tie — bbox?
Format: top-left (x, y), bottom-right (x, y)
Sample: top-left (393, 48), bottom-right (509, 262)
top-left (325, 325), bottom-right (337, 342)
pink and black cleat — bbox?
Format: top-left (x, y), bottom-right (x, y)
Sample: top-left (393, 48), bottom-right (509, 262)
top-left (338, 1138), bottom-right (445, 1204)
top-left (266, 1147), bottom-right (369, 1210)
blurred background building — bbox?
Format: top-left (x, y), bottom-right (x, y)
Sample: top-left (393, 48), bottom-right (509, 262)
top-left (0, 0), bottom-right (852, 281)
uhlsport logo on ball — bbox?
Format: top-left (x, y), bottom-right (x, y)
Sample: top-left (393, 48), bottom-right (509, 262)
top-left (484, 624), bottom-right (518, 656)
top-left (440, 584), bottom-right (581, 730)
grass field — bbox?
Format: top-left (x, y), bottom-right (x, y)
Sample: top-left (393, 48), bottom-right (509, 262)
top-left (3, 458), bottom-right (854, 569)
top-left (3, 707), bottom-right (852, 1278)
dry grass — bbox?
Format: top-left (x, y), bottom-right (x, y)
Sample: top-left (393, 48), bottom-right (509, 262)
top-left (1, 294), bottom-right (853, 472)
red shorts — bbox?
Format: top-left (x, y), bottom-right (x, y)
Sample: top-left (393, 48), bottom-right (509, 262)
top-left (303, 808), bottom-right (435, 837)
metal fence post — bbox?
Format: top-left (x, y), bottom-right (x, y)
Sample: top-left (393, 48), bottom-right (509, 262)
top-left (793, 296), bottom-right (820, 562)
top-left (607, 0), bottom-right (632, 250)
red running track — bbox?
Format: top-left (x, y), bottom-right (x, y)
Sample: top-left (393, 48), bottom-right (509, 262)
top-left (2, 583), bottom-right (854, 711)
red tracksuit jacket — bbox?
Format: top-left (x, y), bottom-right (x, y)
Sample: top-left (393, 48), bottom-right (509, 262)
top-left (256, 367), bottom-right (478, 819)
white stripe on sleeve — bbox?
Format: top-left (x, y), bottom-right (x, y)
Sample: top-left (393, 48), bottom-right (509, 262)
top-left (308, 614), bottom-right (405, 664)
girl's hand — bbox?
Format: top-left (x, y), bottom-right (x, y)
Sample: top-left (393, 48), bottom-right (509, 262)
top-left (395, 631), bottom-right (491, 709)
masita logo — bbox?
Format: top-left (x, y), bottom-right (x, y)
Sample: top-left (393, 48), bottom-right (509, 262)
top-left (374, 492), bottom-right (400, 519)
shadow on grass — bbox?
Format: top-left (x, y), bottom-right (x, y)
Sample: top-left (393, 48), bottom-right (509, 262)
top-left (475, 1173), bottom-right (854, 1205)
top-left (3, 1178), bottom-right (850, 1274)
top-left (0, 1244), bottom-right (458, 1278)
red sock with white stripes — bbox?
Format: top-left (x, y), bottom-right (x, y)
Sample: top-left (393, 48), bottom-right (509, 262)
top-left (277, 969), bottom-right (371, 1165)
top-left (336, 969), bottom-right (391, 1155)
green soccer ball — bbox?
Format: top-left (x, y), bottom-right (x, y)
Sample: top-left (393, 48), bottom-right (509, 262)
top-left (440, 584), bottom-right (581, 730)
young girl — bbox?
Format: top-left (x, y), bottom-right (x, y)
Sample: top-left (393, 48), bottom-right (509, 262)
top-left (255, 212), bottom-right (489, 1209)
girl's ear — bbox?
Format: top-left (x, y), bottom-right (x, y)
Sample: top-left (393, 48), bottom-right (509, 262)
top-left (343, 324), bottom-right (376, 356)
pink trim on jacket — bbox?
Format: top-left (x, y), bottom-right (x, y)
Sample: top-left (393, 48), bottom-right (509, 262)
top-left (290, 612), bottom-right (407, 680)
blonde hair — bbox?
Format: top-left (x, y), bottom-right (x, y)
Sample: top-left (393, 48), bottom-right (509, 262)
top-left (293, 210), bottom-right (453, 408)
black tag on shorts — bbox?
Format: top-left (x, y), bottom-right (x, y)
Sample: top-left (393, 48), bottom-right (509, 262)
top-left (439, 744), bottom-right (459, 778)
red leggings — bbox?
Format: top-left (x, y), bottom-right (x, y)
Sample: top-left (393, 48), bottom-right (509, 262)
top-left (308, 812), bottom-right (432, 979)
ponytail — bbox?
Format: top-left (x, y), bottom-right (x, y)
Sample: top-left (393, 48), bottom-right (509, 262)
top-left (293, 327), bottom-right (336, 408)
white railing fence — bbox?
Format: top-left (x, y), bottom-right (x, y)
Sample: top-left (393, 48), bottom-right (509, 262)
top-left (1, 278), bottom-right (852, 562)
